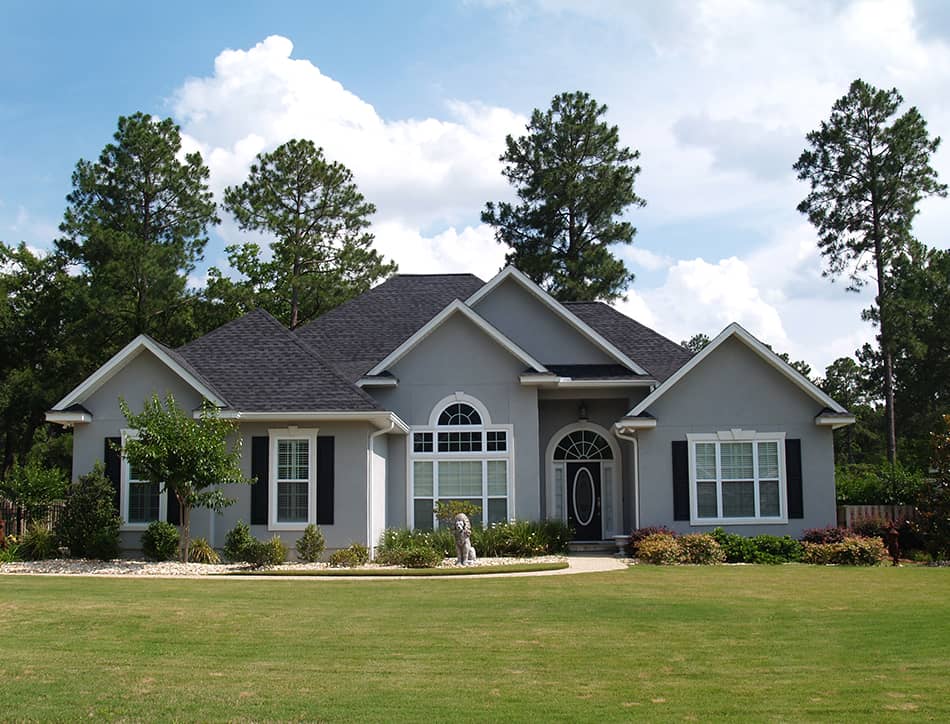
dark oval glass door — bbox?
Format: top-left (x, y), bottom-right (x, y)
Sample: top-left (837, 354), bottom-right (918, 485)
top-left (567, 462), bottom-right (602, 540)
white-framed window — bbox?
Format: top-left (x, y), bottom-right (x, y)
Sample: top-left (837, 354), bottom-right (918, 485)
top-left (687, 431), bottom-right (787, 525)
top-left (120, 429), bottom-right (167, 530)
top-left (409, 394), bottom-right (513, 530)
top-left (269, 427), bottom-right (318, 530)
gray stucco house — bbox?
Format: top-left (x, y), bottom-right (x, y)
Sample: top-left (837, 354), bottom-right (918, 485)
top-left (47, 266), bottom-right (854, 555)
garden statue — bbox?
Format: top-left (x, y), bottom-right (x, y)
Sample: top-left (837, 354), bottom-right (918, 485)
top-left (885, 521), bottom-right (901, 566)
top-left (453, 513), bottom-right (477, 565)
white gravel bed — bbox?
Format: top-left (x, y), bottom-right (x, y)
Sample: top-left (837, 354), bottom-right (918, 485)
top-left (0, 555), bottom-right (566, 576)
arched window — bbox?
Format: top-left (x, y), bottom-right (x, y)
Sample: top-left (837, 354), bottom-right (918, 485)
top-left (554, 430), bottom-right (613, 461)
top-left (410, 394), bottom-right (513, 531)
top-left (437, 402), bottom-right (482, 426)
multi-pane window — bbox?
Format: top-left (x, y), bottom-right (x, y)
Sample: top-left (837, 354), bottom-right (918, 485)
top-left (127, 462), bottom-right (160, 524)
top-left (692, 438), bottom-right (784, 521)
top-left (276, 439), bottom-right (310, 523)
top-left (411, 398), bottom-right (512, 530)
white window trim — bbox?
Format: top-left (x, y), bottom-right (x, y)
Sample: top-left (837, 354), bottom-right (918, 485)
top-left (408, 394), bottom-right (515, 529)
top-left (268, 427), bottom-right (319, 531)
top-left (119, 428), bottom-right (167, 531)
top-left (687, 430), bottom-right (788, 526)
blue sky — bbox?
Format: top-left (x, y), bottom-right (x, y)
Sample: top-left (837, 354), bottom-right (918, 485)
top-left (3, 0), bottom-right (950, 372)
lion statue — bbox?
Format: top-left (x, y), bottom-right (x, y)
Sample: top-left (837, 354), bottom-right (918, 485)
top-left (453, 513), bottom-right (477, 566)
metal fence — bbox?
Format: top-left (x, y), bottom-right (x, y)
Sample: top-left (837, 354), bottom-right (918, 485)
top-left (0, 499), bottom-right (64, 539)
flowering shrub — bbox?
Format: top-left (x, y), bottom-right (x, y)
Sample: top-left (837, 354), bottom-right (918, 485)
top-left (678, 534), bottom-right (725, 564)
top-left (802, 526), bottom-right (848, 544)
top-left (635, 533), bottom-right (684, 565)
top-left (802, 536), bottom-right (887, 566)
top-left (628, 526), bottom-right (676, 556)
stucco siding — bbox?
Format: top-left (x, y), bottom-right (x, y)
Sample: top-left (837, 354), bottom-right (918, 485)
top-left (471, 277), bottom-right (615, 365)
top-left (370, 312), bottom-right (541, 523)
top-left (635, 337), bottom-right (836, 536)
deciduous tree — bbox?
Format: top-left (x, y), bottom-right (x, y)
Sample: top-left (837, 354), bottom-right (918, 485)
top-left (120, 394), bottom-right (250, 561)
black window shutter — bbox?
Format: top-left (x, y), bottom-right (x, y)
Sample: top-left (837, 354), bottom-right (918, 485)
top-left (167, 493), bottom-right (181, 525)
top-left (104, 437), bottom-right (122, 514)
top-left (316, 436), bottom-right (335, 525)
top-left (785, 438), bottom-right (804, 519)
top-left (672, 440), bottom-right (690, 521)
top-left (250, 436), bottom-right (269, 525)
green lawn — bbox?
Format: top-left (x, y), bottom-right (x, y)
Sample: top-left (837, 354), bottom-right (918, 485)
top-left (1, 566), bottom-right (948, 721)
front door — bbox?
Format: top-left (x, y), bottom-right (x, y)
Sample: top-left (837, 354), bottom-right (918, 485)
top-left (567, 462), bottom-right (602, 540)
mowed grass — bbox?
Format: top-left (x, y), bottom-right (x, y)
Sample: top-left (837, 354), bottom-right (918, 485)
top-left (1, 566), bottom-right (948, 722)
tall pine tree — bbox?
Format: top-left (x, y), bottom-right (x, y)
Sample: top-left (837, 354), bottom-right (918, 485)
top-left (482, 91), bottom-right (645, 302)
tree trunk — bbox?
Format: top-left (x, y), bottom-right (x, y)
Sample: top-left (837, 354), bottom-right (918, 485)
top-left (180, 498), bottom-right (191, 562)
top-left (872, 231), bottom-right (898, 464)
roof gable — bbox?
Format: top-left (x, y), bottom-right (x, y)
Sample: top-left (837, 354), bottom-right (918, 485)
top-left (365, 300), bottom-right (548, 376)
top-left (53, 335), bottom-right (228, 411)
top-left (295, 273), bottom-right (485, 381)
top-left (466, 266), bottom-right (649, 375)
top-left (627, 323), bottom-right (847, 417)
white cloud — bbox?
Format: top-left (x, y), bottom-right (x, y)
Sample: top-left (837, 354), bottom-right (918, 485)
top-left (623, 246), bottom-right (673, 272)
top-left (172, 36), bottom-right (525, 232)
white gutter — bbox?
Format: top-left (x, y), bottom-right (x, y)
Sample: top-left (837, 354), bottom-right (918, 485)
top-left (613, 428), bottom-right (640, 530)
top-left (366, 420), bottom-right (396, 559)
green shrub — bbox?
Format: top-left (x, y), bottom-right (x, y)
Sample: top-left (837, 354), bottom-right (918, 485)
top-left (141, 521), bottom-right (180, 561)
top-left (0, 542), bottom-right (21, 563)
top-left (377, 543), bottom-right (443, 568)
top-left (328, 543), bottom-right (369, 568)
top-left (471, 520), bottom-right (572, 557)
top-left (55, 463), bottom-right (120, 560)
top-left (224, 521), bottom-right (256, 562)
top-left (188, 537), bottom-right (220, 564)
top-left (748, 535), bottom-right (803, 564)
top-left (19, 525), bottom-right (58, 560)
top-left (295, 524), bottom-right (326, 562)
top-left (246, 535), bottom-right (287, 567)
top-left (802, 536), bottom-right (887, 566)
top-left (678, 533), bottom-right (725, 564)
top-left (710, 528), bottom-right (757, 562)
top-left (709, 529), bottom-right (801, 564)
top-left (636, 533), bottom-right (684, 565)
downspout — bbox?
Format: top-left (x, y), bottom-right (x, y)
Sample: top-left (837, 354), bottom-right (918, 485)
top-left (367, 419), bottom-right (396, 559)
top-left (614, 428), bottom-right (640, 530)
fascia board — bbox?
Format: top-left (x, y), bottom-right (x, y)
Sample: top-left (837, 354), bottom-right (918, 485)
top-left (627, 323), bottom-right (848, 417)
top-left (54, 335), bottom-right (226, 410)
top-left (466, 266), bottom-right (650, 375)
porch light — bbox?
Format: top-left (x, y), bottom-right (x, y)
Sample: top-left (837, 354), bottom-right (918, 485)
top-left (579, 402), bottom-right (588, 421)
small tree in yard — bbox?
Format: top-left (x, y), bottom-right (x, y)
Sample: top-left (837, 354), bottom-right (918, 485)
top-left (120, 394), bottom-right (251, 561)
top-left (914, 415), bottom-right (950, 560)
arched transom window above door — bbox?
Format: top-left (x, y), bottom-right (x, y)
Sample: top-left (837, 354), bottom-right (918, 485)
top-left (410, 393), bottom-right (513, 531)
top-left (554, 430), bottom-right (614, 461)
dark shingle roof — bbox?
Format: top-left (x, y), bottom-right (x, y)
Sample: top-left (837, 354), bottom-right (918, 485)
top-left (294, 274), bottom-right (486, 381)
top-left (177, 309), bottom-right (379, 412)
top-left (563, 302), bottom-right (694, 382)
top-left (543, 364), bottom-right (653, 380)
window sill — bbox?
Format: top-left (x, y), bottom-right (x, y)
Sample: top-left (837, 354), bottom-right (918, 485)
top-left (690, 517), bottom-right (788, 526)
top-left (268, 522), bottom-right (312, 532)
top-left (121, 522), bottom-right (162, 532)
